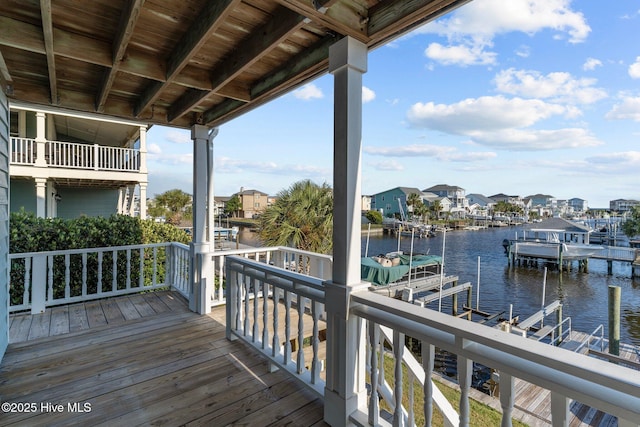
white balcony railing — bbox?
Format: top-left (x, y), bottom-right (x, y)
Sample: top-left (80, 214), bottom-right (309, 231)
top-left (10, 137), bottom-right (36, 164)
top-left (9, 137), bottom-right (141, 172)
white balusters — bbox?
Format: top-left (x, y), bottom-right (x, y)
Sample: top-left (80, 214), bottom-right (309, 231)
top-left (368, 321), bottom-right (380, 426)
top-left (311, 300), bottom-right (321, 384)
top-left (500, 371), bottom-right (514, 427)
top-left (393, 330), bottom-right (405, 427)
top-left (296, 294), bottom-right (305, 374)
top-left (262, 282), bottom-right (269, 350)
top-left (457, 351), bottom-right (472, 427)
top-left (284, 290), bottom-right (292, 365)
top-left (272, 287), bottom-right (280, 358)
top-left (423, 342), bottom-right (435, 425)
top-left (82, 253), bottom-right (88, 297)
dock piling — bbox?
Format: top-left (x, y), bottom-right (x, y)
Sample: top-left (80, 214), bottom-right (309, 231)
top-left (608, 285), bottom-right (621, 356)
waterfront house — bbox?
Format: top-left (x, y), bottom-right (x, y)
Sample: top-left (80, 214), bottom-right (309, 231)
top-left (1, 1), bottom-right (639, 426)
top-left (9, 105), bottom-right (148, 218)
top-left (423, 184), bottom-right (469, 213)
top-left (569, 197), bottom-right (589, 214)
top-left (370, 186), bottom-right (423, 219)
top-left (236, 188), bottom-right (269, 219)
top-left (610, 198), bottom-right (640, 214)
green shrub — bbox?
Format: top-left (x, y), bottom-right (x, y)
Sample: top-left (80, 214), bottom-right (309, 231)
top-left (9, 211), bottom-right (190, 306)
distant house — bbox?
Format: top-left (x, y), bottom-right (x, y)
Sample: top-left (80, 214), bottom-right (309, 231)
top-left (370, 187), bottom-right (423, 219)
top-left (213, 196), bottom-right (230, 217)
top-left (466, 193), bottom-right (495, 218)
top-left (527, 193), bottom-right (556, 209)
top-left (569, 198), bottom-right (588, 213)
top-left (236, 188), bottom-right (269, 218)
top-left (423, 184), bottom-right (468, 211)
top-left (361, 195), bottom-right (372, 212)
top-left (609, 199), bottom-right (639, 214)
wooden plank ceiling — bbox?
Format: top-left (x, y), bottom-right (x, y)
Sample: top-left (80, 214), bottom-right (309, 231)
top-left (0, 0), bottom-right (471, 130)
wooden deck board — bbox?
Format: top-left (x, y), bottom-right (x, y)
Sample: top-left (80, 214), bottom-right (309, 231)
top-left (1, 292), bottom-right (328, 427)
top-left (49, 305), bottom-right (70, 337)
top-left (68, 303), bottom-right (90, 333)
top-left (26, 309), bottom-right (51, 341)
top-left (8, 313), bottom-right (32, 343)
top-left (128, 293), bottom-right (157, 317)
top-left (141, 291), bottom-right (171, 314)
top-left (100, 298), bottom-right (126, 324)
top-left (85, 300), bottom-right (108, 328)
top-left (114, 296), bottom-right (142, 320)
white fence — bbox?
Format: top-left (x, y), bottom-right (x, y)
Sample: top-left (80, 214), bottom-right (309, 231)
top-left (9, 242), bottom-right (189, 313)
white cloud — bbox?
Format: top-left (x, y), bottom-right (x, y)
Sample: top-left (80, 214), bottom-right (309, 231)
top-left (149, 153), bottom-right (193, 165)
top-left (629, 57), bottom-right (640, 79)
top-left (216, 156), bottom-right (330, 176)
top-left (493, 68), bottom-right (607, 104)
top-left (407, 96), bottom-right (570, 133)
top-left (586, 151), bottom-right (640, 165)
top-left (515, 45), bottom-right (530, 58)
top-left (583, 57), bottom-right (603, 71)
top-left (147, 143), bottom-right (162, 154)
top-left (605, 96), bottom-right (640, 121)
top-left (362, 86), bottom-right (376, 103)
top-left (364, 144), bottom-right (496, 162)
top-left (369, 160), bottom-right (404, 171)
top-left (417, 0), bottom-right (590, 66)
top-left (293, 83), bottom-right (324, 100)
top-left (470, 128), bottom-right (602, 151)
top-left (164, 129), bottom-right (190, 144)
top-left (425, 42), bottom-right (496, 66)
top-left (406, 96), bottom-right (603, 151)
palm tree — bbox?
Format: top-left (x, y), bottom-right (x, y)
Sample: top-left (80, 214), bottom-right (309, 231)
top-left (258, 180), bottom-right (333, 254)
top-left (430, 199), bottom-right (442, 220)
top-left (406, 192), bottom-right (422, 220)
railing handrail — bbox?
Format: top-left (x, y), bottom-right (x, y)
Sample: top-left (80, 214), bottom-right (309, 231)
top-left (9, 242), bottom-right (172, 259)
top-left (351, 290), bottom-right (640, 423)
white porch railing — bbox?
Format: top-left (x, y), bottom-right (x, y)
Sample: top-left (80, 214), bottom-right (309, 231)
top-left (9, 137), bottom-right (141, 172)
top-left (9, 242), bottom-right (189, 313)
top-left (209, 246), bottom-right (333, 306)
top-left (592, 246), bottom-right (638, 262)
top-left (225, 255), bottom-right (327, 396)
top-left (351, 291), bottom-right (640, 426)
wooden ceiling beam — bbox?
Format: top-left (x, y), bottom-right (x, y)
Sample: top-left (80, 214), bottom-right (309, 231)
top-left (134, 0), bottom-right (240, 118)
top-left (202, 34), bottom-right (338, 126)
top-left (167, 6), bottom-right (305, 123)
top-left (39, 0), bottom-right (58, 104)
top-left (275, 0), bottom-right (368, 42)
top-left (368, 0), bottom-right (472, 45)
top-left (97, 0), bottom-right (145, 112)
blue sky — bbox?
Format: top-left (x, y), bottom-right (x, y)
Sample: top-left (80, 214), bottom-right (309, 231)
top-left (146, 0), bottom-right (640, 209)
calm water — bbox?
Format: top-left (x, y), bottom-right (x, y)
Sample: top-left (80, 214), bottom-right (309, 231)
top-left (239, 226), bottom-right (640, 346)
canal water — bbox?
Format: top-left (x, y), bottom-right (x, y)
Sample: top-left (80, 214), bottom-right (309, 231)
top-left (238, 226), bottom-right (640, 346)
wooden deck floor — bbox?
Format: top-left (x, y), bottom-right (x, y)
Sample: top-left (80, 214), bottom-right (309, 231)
top-left (1, 292), bottom-right (328, 426)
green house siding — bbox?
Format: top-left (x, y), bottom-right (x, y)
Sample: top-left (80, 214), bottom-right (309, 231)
top-left (57, 188), bottom-right (120, 219)
top-left (9, 179), bottom-right (36, 213)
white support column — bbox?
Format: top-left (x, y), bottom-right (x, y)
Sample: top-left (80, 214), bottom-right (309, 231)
top-left (35, 178), bottom-right (47, 218)
top-left (139, 125), bottom-right (148, 174)
top-left (126, 185), bottom-right (136, 216)
top-left (550, 392), bottom-right (569, 427)
top-left (190, 124), bottom-right (215, 314)
top-left (117, 188), bottom-right (125, 214)
top-left (34, 112), bottom-right (47, 167)
top-left (139, 183), bottom-right (147, 219)
top-left (323, 36), bottom-right (368, 427)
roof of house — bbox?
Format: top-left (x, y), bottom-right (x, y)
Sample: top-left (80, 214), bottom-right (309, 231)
top-left (523, 217), bottom-right (591, 233)
top-left (1, 0), bottom-right (470, 136)
top-left (467, 193), bottom-right (495, 205)
top-left (423, 184), bottom-right (464, 192)
top-left (237, 189), bottom-right (268, 196)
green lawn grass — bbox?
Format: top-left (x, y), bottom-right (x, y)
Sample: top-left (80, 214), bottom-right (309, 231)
top-left (377, 354), bottom-right (529, 427)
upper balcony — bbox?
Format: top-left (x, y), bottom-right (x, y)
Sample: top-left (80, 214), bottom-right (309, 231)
top-left (11, 137), bottom-right (142, 174)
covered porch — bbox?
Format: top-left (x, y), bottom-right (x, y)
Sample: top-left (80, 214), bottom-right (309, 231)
top-left (1, 1), bottom-right (640, 426)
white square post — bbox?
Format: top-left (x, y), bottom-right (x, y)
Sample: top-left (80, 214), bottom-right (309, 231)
top-left (190, 124), bottom-right (215, 314)
top-left (323, 36), bottom-right (369, 427)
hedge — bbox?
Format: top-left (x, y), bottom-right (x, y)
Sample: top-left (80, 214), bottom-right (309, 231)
top-left (9, 211), bottom-right (190, 306)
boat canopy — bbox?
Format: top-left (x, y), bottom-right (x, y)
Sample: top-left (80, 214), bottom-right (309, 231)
top-left (361, 254), bottom-right (442, 286)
